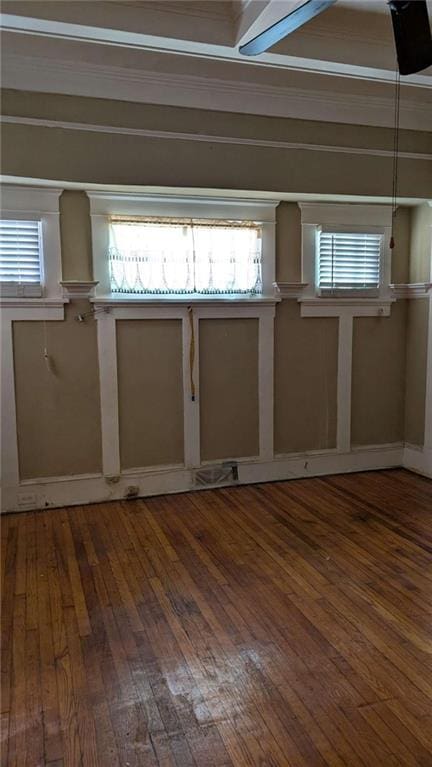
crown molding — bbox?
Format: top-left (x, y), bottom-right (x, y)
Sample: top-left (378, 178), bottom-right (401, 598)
top-left (2, 13), bottom-right (430, 89)
top-left (3, 115), bottom-right (431, 161)
top-left (2, 54), bottom-right (430, 131)
top-left (391, 283), bottom-right (432, 299)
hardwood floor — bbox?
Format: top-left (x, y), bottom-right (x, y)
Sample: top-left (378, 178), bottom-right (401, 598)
top-left (1, 468), bottom-right (432, 766)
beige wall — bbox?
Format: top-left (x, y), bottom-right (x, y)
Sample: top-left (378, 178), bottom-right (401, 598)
top-left (409, 204), bottom-right (432, 284)
top-left (351, 301), bottom-right (407, 446)
top-left (276, 202), bottom-right (302, 283)
top-left (117, 319), bottom-right (184, 468)
top-left (7, 184), bottom-right (430, 485)
top-left (405, 299), bottom-right (429, 446)
top-left (13, 300), bottom-right (102, 479)
top-left (274, 301), bottom-right (338, 453)
top-left (60, 190), bottom-right (93, 281)
top-left (404, 204), bottom-right (431, 447)
top-left (391, 206), bottom-right (411, 285)
top-left (199, 318), bottom-right (259, 460)
top-left (2, 89), bottom-right (431, 198)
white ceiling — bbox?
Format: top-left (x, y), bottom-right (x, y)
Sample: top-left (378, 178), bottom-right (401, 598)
top-left (1, 0), bottom-right (431, 130)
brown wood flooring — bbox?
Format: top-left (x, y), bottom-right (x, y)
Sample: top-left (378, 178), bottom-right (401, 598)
top-left (1, 468), bottom-right (432, 766)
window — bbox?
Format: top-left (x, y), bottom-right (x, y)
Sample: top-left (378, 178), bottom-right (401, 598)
top-left (298, 203), bottom-right (392, 303)
top-left (1, 186), bottom-right (62, 302)
top-left (108, 216), bottom-right (262, 295)
top-left (318, 231), bottom-right (382, 291)
top-left (89, 193), bottom-right (277, 300)
top-left (0, 219), bottom-right (42, 297)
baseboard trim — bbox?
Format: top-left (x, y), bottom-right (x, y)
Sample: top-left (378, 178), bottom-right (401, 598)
top-left (1, 444), bottom-right (405, 513)
top-left (403, 445), bottom-right (432, 479)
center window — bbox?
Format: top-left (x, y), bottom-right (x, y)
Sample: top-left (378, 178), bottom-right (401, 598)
top-left (108, 216), bottom-right (263, 295)
top-left (318, 230), bottom-right (382, 291)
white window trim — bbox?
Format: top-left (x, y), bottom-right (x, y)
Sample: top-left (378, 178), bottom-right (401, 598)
top-left (299, 202), bottom-right (393, 304)
top-left (88, 192), bottom-right (278, 302)
top-left (0, 185), bottom-right (63, 304)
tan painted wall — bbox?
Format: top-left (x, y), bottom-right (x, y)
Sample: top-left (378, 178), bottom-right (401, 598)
top-left (409, 204), bottom-right (432, 284)
top-left (199, 318), bottom-right (259, 460)
top-left (404, 204), bottom-right (431, 447)
top-left (391, 206), bottom-right (411, 284)
top-left (116, 319), bottom-right (184, 468)
top-left (405, 299), bottom-right (429, 446)
top-left (2, 89), bottom-right (431, 198)
top-left (13, 300), bottom-right (102, 479)
top-left (60, 190), bottom-right (93, 281)
top-left (351, 301), bottom-right (407, 446)
top-left (9, 186), bottom-right (426, 482)
top-left (274, 301), bottom-right (338, 453)
top-left (276, 202), bottom-right (302, 283)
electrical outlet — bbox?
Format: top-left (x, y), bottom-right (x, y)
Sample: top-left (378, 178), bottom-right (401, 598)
top-left (105, 475), bottom-right (120, 485)
top-left (17, 492), bottom-right (37, 509)
top-left (125, 485), bottom-right (139, 499)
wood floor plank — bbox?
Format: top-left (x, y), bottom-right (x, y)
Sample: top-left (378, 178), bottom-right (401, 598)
top-left (1, 468), bottom-right (432, 766)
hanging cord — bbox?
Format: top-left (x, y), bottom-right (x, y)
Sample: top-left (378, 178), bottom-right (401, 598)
top-left (187, 306), bottom-right (196, 402)
top-left (390, 70), bottom-right (401, 250)
top-left (43, 320), bottom-right (55, 375)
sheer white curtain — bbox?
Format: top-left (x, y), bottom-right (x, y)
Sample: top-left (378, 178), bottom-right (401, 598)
top-left (109, 218), bottom-right (262, 294)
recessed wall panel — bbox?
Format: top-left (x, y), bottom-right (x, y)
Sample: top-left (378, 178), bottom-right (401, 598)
top-left (352, 301), bottom-right (407, 446)
top-left (199, 318), bottom-right (259, 461)
top-left (117, 319), bottom-right (184, 468)
top-left (274, 300), bottom-right (338, 453)
top-left (13, 301), bottom-right (102, 479)
top-left (405, 298), bottom-right (428, 447)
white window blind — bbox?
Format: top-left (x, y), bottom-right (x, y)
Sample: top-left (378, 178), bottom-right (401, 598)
top-left (0, 219), bottom-right (42, 296)
top-left (318, 231), bottom-right (382, 290)
top-left (108, 217), bottom-right (262, 295)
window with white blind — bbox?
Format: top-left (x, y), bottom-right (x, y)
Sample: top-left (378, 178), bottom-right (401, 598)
top-left (318, 231), bottom-right (382, 292)
top-left (108, 216), bottom-right (263, 295)
top-left (0, 219), bottom-right (42, 297)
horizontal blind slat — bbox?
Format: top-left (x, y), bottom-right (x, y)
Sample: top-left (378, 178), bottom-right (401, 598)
top-left (319, 231), bottom-right (381, 290)
top-left (0, 219), bottom-right (42, 284)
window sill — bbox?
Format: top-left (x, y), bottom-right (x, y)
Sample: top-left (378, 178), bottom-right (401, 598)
top-left (91, 293), bottom-right (279, 307)
top-left (0, 296), bottom-right (68, 309)
top-left (300, 296), bottom-right (394, 317)
top-left (318, 289), bottom-right (380, 299)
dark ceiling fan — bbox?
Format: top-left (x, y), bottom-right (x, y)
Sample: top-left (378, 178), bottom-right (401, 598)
top-left (239, 0), bottom-right (432, 76)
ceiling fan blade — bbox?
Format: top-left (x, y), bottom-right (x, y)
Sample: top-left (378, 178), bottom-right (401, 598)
top-left (239, 0), bottom-right (336, 56)
top-left (389, 0), bottom-right (432, 75)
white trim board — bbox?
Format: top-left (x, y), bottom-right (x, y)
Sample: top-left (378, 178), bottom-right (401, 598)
top-left (391, 283), bottom-right (432, 299)
top-left (2, 444), bottom-right (405, 513)
top-left (424, 295), bottom-right (432, 453)
top-left (1, 19), bottom-right (429, 88)
top-left (403, 446), bottom-right (432, 479)
top-left (2, 53), bottom-right (430, 131)
top-left (2, 116), bottom-right (431, 162)
top-left (2, 177), bottom-right (427, 209)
